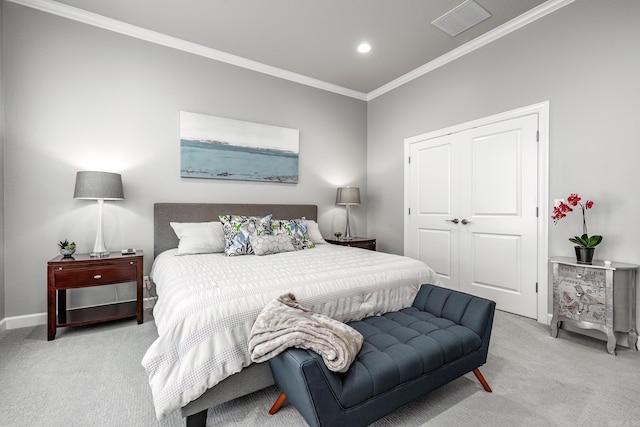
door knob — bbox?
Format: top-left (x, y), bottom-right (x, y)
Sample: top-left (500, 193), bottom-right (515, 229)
top-left (446, 218), bottom-right (459, 224)
top-left (461, 219), bottom-right (472, 225)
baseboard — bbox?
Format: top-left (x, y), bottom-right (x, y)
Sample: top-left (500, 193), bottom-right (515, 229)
top-left (4, 312), bottom-right (47, 329)
top-left (1, 297), bottom-right (156, 330)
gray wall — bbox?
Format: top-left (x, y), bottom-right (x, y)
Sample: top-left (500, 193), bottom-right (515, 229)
top-left (4, 0), bottom-right (640, 322)
top-left (3, 3), bottom-right (366, 318)
top-left (367, 0), bottom-right (640, 324)
top-left (368, 0), bottom-right (640, 264)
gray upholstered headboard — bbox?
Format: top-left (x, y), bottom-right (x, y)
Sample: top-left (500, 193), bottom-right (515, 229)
top-left (154, 203), bottom-right (318, 258)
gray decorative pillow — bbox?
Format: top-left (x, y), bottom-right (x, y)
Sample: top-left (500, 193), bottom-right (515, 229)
top-left (250, 234), bottom-right (295, 256)
top-left (270, 217), bottom-right (315, 250)
top-left (219, 214), bottom-right (272, 256)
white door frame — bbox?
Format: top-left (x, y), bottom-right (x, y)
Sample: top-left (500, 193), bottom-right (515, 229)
top-left (404, 101), bottom-right (550, 324)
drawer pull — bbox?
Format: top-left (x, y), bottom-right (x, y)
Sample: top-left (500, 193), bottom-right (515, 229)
top-left (94, 275), bottom-right (102, 279)
top-left (576, 274), bottom-right (583, 279)
top-left (130, 261), bottom-right (134, 265)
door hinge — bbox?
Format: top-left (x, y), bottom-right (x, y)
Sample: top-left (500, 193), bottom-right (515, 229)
top-left (535, 282), bottom-right (538, 293)
top-left (536, 207), bottom-right (538, 217)
top-left (408, 156), bottom-right (411, 164)
top-left (536, 130), bottom-right (539, 142)
top-left (408, 208), bottom-right (411, 215)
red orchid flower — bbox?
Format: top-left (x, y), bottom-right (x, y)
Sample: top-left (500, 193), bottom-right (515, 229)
top-left (551, 193), bottom-right (602, 248)
top-left (567, 193), bottom-right (581, 206)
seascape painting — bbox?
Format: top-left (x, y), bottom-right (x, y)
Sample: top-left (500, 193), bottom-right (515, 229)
top-left (180, 111), bottom-right (299, 183)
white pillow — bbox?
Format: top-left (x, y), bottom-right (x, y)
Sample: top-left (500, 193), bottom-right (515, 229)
top-left (170, 221), bottom-right (225, 255)
top-left (306, 220), bottom-right (327, 244)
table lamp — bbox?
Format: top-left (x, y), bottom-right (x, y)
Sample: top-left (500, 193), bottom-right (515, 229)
top-left (74, 171), bottom-right (124, 257)
top-left (336, 186), bottom-right (360, 240)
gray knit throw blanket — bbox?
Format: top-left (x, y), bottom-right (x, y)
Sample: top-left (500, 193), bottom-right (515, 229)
top-left (248, 293), bottom-right (364, 373)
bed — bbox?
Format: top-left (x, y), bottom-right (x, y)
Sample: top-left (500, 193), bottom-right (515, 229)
top-left (143, 203), bottom-right (440, 426)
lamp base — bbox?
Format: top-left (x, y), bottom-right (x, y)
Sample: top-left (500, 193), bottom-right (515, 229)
top-left (344, 203), bottom-right (354, 240)
top-left (91, 199), bottom-right (110, 258)
top-left (90, 251), bottom-right (111, 258)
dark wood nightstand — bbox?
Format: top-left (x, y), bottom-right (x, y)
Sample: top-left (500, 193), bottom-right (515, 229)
top-left (47, 251), bottom-right (143, 340)
top-left (325, 237), bottom-right (376, 251)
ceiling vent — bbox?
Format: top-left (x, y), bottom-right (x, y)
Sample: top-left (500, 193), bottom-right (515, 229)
top-left (431, 0), bottom-right (492, 37)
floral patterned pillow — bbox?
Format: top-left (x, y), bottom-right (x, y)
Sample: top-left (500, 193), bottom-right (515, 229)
top-left (219, 214), bottom-right (272, 256)
top-left (270, 217), bottom-right (315, 251)
top-left (250, 233), bottom-right (295, 256)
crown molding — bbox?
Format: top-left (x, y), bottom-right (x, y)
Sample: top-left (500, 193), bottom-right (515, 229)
top-left (7, 0), bottom-right (368, 101)
top-left (367, 0), bottom-right (575, 101)
top-left (9, 0), bottom-right (573, 102)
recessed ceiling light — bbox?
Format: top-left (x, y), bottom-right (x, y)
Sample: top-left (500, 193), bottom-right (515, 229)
top-left (357, 43), bottom-right (372, 53)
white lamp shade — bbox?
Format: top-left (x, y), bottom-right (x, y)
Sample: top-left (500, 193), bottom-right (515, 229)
top-left (336, 187), bottom-right (360, 205)
top-left (74, 171), bottom-right (124, 200)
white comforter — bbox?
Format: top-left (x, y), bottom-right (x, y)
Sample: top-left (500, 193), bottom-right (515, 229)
top-left (142, 244), bottom-right (439, 419)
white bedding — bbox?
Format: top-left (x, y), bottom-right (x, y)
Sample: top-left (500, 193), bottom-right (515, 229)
top-left (142, 244), bottom-right (439, 419)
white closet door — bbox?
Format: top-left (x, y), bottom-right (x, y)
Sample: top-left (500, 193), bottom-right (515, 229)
top-left (407, 133), bottom-right (461, 288)
top-left (457, 114), bottom-right (538, 318)
top-left (406, 113), bottom-right (539, 318)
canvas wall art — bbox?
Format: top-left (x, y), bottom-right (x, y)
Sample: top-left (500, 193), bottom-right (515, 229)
top-left (180, 111), bottom-right (299, 183)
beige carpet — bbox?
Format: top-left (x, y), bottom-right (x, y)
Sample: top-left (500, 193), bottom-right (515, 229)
top-left (1, 308), bottom-right (639, 427)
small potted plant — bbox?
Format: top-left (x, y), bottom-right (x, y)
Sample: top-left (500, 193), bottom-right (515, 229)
top-left (551, 193), bottom-right (602, 264)
top-left (58, 239), bottom-right (77, 258)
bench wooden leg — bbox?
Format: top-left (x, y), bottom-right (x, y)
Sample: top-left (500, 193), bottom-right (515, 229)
top-left (472, 368), bottom-right (492, 392)
top-left (269, 392), bottom-right (287, 415)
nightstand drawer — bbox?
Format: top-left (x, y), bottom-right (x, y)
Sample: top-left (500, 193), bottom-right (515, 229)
top-left (556, 264), bottom-right (606, 324)
top-left (325, 237), bottom-right (376, 251)
top-left (53, 262), bottom-right (137, 289)
top-left (558, 264), bottom-right (606, 284)
top-left (353, 240), bottom-right (376, 251)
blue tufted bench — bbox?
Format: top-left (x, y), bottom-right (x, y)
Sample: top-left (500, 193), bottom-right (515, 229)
top-left (267, 284), bottom-right (496, 427)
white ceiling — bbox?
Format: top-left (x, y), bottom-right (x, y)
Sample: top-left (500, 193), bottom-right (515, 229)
top-left (27, 0), bottom-right (558, 98)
